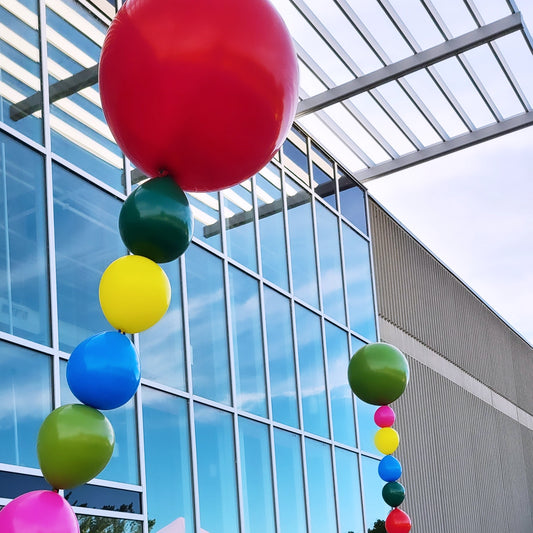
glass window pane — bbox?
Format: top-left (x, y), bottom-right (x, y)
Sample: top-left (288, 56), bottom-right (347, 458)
top-left (342, 224), bottom-right (376, 341)
top-left (223, 180), bottom-right (257, 272)
top-left (311, 143), bottom-right (336, 209)
top-left (53, 164), bottom-right (124, 352)
top-left (142, 387), bottom-right (193, 533)
top-left (0, 341), bottom-right (51, 468)
top-left (0, 0), bottom-right (43, 143)
top-left (195, 403), bottom-right (239, 533)
top-left (316, 203), bottom-right (345, 324)
top-left (185, 244), bottom-right (230, 404)
top-left (139, 262), bottom-right (186, 390)
top-left (361, 456), bottom-right (389, 529)
top-left (228, 266), bottom-right (266, 417)
top-left (46, 3), bottom-right (123, 189)
top-left (286, 177), bottom-right (319, 308)
top-left (65, 484), bottom-right (141, 513)
top-left (264, 287), bottom-right (298, 428)
top-left (0, 471), bottom-right (49, 499)
top-left (189, 191), bottom-right (222, 251)
top-left (77, 515), bottom-right (142, 533)
top-left (0, 133), bottom-right (50, 344)
top-left (305, 438), bottom-right (336, 532)
top-left (339, 176), bottom-right (367, 235)
top-left (295, 305), bottom-right (329, 438)
top-left (325, 322), bottom-right (355, 446)
top-left (60, 360), bottom-right (139, 485)
top-left (256, 164), bottom-right (288, 290)
top-left (274, 429), bottom-right (307, 533)
top-left (239, 417), bottom-right (275, 533)
top-left (335, 448), bottom-right (364, 533)
top-left (283, 128), bottom-right (309, 186)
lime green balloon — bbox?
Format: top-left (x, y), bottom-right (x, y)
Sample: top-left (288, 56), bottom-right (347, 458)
top-left (37, 404), bottom-right (115, 489)
top-left (347, 342), bottom-right (409, 405)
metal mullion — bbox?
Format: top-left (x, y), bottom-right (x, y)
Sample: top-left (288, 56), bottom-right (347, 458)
top-left (180, 252), bottom-right (202, 533)
top-left (268, 424), bottom-right (281, 533)
top-left (299, 434), bottom-right (312, 532)
top-left (419, 0), bottom-right (504, 122)
top-left (220, 193), bottom-right (245, 533)
top-left (330, 443), bottom-right (342, 533)
top-left (463, 0), bottom-right (531, 112)
top-left (131, 389), bottom-right (149, 533)
top-left (293, 0), bottom-right (424, 151)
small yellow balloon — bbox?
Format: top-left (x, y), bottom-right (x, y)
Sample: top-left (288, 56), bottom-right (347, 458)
top-left (374, 427), bottom-right (399, 455)
top-left (99, 255), bottom-right (171, 333)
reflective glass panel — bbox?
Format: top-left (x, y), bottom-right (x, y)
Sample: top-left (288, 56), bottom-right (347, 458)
top-left (325, 322), bottom-right (355, 446)
top-left (361, 456), bottom-right (389, 529)
top-left (53, 164), bottom-right (124, 352)
top-left (223, 180), bottom-right (257, 272)
top-left (0, 0), bottom-right (42, 142)
top-left (0, 133), bottom-right (50, 344)
top-left (335, 448), bottom-right (364, 533)
top-left (286, 177), bottom-right (319, 308)
top-left (311, 143), bottom-right (336, 209)
top-left (138, 261), bottom-right (186, 390)
top-left (46, 1), bottom-right (123, 189)
top-left (295, 305), bottom-right (329, 438)
top-left (256, 163), bottom-right (288, 290)
top-left (264, 287), bottom-right (298, 428)
top-left (60, 360), bottom-right (139, 484)
top-left (316, 202), bottom-right (345, 324)
top-left (195, 403), bottom-right (239, 533)
top-left (228, 266), bottom-right (266, 416)
top-left (77, 515), bottom-right (142, 533)
top-left (0, 471), bottom-right (49, 499)
top-left (274, 429), bottom-right (307, 533)
top-left (239, 417), bottom-right (275, 533)
top-left (189, 191), bottom-right (222, 251)
top-left (0, 341), bottom-right (51, 468)
top-left (305, 438), bottom-right (336, 532)
top-left (65, 484), bottom-right (141, 513)
top-left (339, 176), bottom-right (368, 235)
top-left (185, 244), bottom-right (230, 404)
top-left (142, 387), bottom-right (194, 533)
top-left (342, 225), bottom-right (376, 341)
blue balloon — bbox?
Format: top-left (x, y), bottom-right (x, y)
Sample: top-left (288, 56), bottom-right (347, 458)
top-left (378, 455), bottom-right (402, 482)
top-left (67, 331), bottom-right (140, 410)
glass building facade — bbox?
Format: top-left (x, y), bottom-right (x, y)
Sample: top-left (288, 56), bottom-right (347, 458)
top-left (0, 0), bottom-right (389, 531)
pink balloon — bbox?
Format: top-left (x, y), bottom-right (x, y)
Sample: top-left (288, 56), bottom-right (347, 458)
top-left (0, 490), bottom-right (79, 533)
top-left (374, 405), bottom-right (396, 427)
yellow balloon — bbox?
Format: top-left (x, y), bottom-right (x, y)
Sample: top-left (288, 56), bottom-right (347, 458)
top-left (374, 427), bottom-right (399, 455)
top-left (99, 255), bottom-right (171, 333)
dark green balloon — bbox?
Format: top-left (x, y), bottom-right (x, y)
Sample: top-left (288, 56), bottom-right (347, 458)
top-left (382, 481), bottom-right (406, 507)
top-left (119, 176), bottom-right (193, 263)
top-left (37, 404), bottom-right (115, 489)
top-left (347, 342), bottom-right (409, 405)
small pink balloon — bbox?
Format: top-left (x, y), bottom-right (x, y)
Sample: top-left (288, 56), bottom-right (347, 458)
top-left (374, 405), bottom-right (396, 427)
top-left (0, 490), bottom-right (79, 533)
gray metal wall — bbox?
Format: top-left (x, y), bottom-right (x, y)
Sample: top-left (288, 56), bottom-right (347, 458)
top-left (368, 198), bottom-right (533, 532)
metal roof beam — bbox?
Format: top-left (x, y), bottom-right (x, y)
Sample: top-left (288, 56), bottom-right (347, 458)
top-left (354, 111), bottom-right (533, 183)
top-left (296, 13), bottom-right (524, 118)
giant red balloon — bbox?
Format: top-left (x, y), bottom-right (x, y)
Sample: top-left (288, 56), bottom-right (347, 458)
top-left (99, 0), bottom-right (299, 192)
top-left (385, 508), bottom-right (412, 533)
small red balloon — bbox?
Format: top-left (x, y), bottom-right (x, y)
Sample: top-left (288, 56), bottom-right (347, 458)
top-left (385, 508), bottom-right (412, 533)
top-left (99, 0), bottom-right (299, 192)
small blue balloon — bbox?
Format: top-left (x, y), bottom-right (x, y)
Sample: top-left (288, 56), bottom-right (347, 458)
top-left (378, 455), bottom-right (402, 482)
top-left (67, 331), bottom-right (140, 410)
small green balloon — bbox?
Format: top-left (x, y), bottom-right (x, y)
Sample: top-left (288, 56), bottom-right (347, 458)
top-left (347, 342), bottom-right (409, 405)
top-left (37, 404), bottom-right (115, 489)
top-left (382, 481), bottom-right (406, 507)
top-left (119, 176), bottom-right (193, 263)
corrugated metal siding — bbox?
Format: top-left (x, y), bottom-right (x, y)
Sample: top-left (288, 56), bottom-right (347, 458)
top-left (394, 358), bottom-right (532, 532)
top-left (369, 199), bottom-right (533, 412)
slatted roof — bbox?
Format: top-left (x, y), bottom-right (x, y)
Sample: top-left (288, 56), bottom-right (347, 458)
top-left (277, 0), bottom-right (533, 183)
